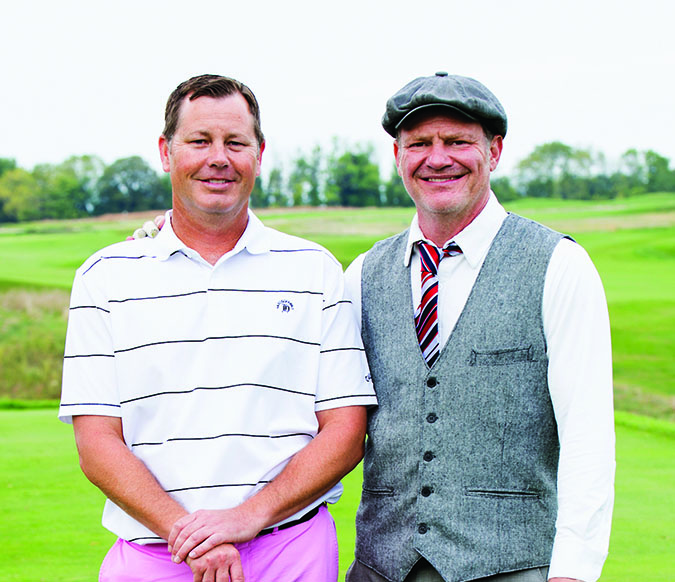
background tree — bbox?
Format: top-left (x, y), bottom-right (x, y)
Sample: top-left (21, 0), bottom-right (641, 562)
top-left (515, 141), bottom-right (593, 199)
top-left (644, 150), bottom-right (675, 193)
top-left (0, 158), bottom-right (18, 221)
top-left (264, 164), bottom-right (286, 207)
top-left (382, 163), bottom-right (413, 207)
top-left (325, 143), bottom-right (381, 207)
top-left (491, 175), bottom-right (520, 202)
top-left (60, 155), bottom-right (106, 213)
top-left (0, 168), bottom-right (41, 222)
top-left (0, 158), bottom-right (17, 178)
top-left (249, 177), bottom-right (268, 209)
top-left (94, 156), bottom-right (169, 214)
top-left (288, 146), bottom-right (323, 206)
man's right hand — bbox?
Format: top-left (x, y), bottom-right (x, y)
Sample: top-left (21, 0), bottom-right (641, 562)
top-left (128, 214), bottom-right (166, 240)
top-left (186, 543), bottom-right (244, 582)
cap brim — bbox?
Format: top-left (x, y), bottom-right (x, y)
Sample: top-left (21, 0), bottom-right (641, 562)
top-left (395, 103), bottom-right (479, 131)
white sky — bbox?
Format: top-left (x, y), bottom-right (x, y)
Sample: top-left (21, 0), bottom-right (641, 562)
top-left (2, 0), bottom-right (674, 179)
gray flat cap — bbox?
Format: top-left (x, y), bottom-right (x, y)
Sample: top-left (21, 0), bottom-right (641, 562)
top-left (382, 72), bottom-right (507, 138)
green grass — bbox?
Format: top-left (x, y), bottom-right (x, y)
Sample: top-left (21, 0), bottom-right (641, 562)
top-left (1, 409), bottom-right (672, 581)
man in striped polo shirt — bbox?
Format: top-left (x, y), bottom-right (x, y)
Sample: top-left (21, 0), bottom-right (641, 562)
top-left (59, 74), bottom-right (377, 582)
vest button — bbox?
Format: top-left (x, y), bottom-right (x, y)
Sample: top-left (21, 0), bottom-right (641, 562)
top-left (421, 486), bottom-right (433, 497)
top-left (423, 451), bottom-right (434, 462)
top-left (426, 377), bottom-right (437, 388)
top-left (418, 523), bottom-right (428, 534)
top-left (426, 413), bottom-right (438, 423)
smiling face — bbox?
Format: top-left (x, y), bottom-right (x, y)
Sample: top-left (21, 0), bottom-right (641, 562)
top-left (394, 110), bottom-right (502, 241)
top-left (159, 93), bottom-right (264, 227)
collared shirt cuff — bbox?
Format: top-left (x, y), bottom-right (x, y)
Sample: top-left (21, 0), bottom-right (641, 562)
top-left (548, 534), bottom-right (609, 582)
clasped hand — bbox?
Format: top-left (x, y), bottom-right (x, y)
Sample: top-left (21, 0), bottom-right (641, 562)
top-left (169, 506), bottom-right (262, 564)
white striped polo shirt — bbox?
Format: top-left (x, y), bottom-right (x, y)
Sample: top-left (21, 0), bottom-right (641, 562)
top-left (59, 210), bottom-right (376, 544)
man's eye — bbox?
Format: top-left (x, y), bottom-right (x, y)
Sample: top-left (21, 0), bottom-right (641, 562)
top-left (191, 139), bottom-right (208, 145)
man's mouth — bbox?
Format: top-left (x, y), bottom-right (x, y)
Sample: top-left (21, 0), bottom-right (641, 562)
top-left (421, 175), bottom-right (464, 182)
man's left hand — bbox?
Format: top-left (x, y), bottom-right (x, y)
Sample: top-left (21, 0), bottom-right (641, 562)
top-left (169, 506), bottom-right (263, 564)
top-left (185, 542), bottom-right (244, 582)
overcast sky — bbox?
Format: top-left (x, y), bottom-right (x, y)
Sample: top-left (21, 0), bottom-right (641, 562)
top-left (2, 0), bottom-right (673, 179)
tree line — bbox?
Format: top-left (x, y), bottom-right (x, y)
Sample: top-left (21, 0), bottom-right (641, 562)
top-left (1, 141), bottom-right (673, 223)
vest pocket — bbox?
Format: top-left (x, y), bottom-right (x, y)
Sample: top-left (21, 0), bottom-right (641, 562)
top-left (464, 488), bottom-right (541, 499)
top-left (469, 345), bottom-right (533, 366)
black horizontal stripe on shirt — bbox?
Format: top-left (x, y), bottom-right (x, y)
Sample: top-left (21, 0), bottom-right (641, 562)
top-left (131, 431), bottom-right (314, 448)
top-left (69, 304), bottom-right (110, 313)
top-left (63, 352), bottom-right (115, 359)
top-left (316, 394), bottom-right (376, 405)
top-left (107, 288), bottom-right (323, 304)
top-left (166, 480), bottom-right (271, 494)
top-left (323, 300), bottom-right (352, 311)
top-left (269, 248), bottom-right (325, 254)
top-left (115, 334), bottom-right (321, 355)
top-left (60, 401), bottom-right (121, 409)
top-left (319, 346), bottom-right (366, 354)
top-left (108, 290), bottom-right (207, 303)
top-left (82, 254), bottom-right (160, 276)
top-left (120, 382), bottom-right (315, 405)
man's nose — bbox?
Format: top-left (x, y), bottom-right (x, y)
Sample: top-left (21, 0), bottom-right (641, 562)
top-left (208, 143), bottom-right (230, 167)
top-left (425, 143), bottom-right (452, 169)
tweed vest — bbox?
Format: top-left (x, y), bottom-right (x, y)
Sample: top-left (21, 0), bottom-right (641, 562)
top-left (355, 214), bottom-right (566, 582)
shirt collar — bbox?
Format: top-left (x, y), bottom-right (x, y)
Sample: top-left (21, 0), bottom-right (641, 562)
top-left (404, 192), bottom-right (508, 268)
top-left (153, 208), bottom-right (272, 262)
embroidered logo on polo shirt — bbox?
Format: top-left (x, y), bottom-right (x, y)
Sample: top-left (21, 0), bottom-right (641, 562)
top-left (276, 299), bottom-right (294, 313)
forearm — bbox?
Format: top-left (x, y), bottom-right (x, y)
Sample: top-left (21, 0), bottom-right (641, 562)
top-left (239, 405), bottom-right (367, 529)
top-left (73, 415), bottom-right (187, 540)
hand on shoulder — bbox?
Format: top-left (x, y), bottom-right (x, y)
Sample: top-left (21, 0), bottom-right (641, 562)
top-left (126, 215), bottom-right (166, 240)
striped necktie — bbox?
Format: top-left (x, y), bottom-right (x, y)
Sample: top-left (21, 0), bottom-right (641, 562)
top-left (415, 240), bottom-right (463, 366)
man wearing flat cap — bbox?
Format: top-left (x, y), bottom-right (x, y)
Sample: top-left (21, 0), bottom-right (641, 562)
top-left (344, 73), bottom-right (615, 582)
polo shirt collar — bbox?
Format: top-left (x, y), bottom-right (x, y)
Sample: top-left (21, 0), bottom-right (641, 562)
top-left (404, 192), bottom-right (508, 268)
top-left (153, 208), bottom-right (272, 261)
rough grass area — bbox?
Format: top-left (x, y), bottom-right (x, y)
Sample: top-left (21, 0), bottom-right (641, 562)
top-left (0, 289), bottom-right (69, 399)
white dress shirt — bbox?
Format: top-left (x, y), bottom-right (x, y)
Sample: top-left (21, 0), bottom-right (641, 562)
top-left (344, 193), bottom-right (615, 582)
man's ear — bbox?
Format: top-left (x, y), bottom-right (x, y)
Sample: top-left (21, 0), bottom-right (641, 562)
top-left (489, 135), bottom-right (503, 172)
top-left (159, 135), bottom-right (171, 173)
top-left (256, 141), bottom-right (266, 177)
top-left (393, 140), bottom-right (402, 176)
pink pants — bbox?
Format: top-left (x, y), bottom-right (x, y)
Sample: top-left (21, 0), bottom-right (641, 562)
top-left (99, 505), bottom-right (338, 582)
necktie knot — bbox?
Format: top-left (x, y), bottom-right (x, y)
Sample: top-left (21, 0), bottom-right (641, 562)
top-left (417, 241), bottom-right (462, 275)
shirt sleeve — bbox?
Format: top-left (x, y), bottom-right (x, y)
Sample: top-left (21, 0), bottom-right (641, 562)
top-left (314, 252), bottom-right (376, 412)
top-left (59, 261), bottom-right (121, 423)
top-left (544, 238), bottom-right (616, 582)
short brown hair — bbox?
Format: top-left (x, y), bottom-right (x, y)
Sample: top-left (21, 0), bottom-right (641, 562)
top-left (162, 74), bottom-right (264, 147)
